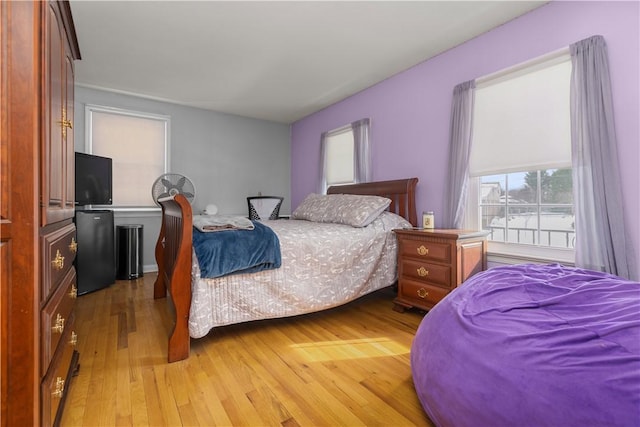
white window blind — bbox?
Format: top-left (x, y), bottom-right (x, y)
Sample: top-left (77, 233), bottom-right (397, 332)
top-left (325, 128), bottom-right (354, 186)
top-left (86, 105), bottom-right (169, 208)
top-left (470, 56), bottom-right (572, 176)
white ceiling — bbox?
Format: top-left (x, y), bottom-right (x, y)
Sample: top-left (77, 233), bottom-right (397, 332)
top-left (70, 1), bottom-right (547, 124)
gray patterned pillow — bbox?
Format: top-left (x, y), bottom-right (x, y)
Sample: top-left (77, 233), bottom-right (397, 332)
top-left (292, 193), bottom-right (391, 227)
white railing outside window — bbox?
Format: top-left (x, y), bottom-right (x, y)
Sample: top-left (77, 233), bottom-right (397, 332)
top-left (479, 169), bottom-right (574, 249)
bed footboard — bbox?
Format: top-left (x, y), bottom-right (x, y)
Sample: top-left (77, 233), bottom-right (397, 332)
top-left (154, 194), bottom-right (193, 362)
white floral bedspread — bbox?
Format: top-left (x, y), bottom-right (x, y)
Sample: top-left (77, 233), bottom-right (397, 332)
top-left (189, 211), bottom-right (411, 338)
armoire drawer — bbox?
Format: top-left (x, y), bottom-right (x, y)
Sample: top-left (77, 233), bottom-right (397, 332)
top-left (41, 317), bottom-right (77, 427)
top-left (41, 269), bottom-right (77, 375)
top-left (42, 223), bottom-right (77, 301)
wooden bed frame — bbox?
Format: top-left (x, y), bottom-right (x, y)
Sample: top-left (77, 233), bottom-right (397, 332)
top-left (154, 177), bottom-right (418, 362)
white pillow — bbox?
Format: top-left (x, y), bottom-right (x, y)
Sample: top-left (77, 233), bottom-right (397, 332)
top-left (291, 193), bottom-right (391, 227)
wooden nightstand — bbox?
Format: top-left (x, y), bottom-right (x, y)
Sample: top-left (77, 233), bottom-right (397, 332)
top-left (393, 228), bottom-right (489, 312)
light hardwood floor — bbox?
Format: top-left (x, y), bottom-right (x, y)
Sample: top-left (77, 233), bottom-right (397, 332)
top-left (61, 274), bottom-right (434, 426)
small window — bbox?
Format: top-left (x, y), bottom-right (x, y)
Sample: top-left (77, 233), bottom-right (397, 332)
top-left (324, 127), bottom-right (355, 187)
top-left (320, 118), bottom-right (370, 194)
top-left (86, 105), bottom-right (169, 209)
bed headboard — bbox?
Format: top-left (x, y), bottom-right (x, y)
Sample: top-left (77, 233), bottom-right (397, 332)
top-left (327, 177), bottom-right (418, 226)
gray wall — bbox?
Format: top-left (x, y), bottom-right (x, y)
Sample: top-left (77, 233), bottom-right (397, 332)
top-left (74, 86), bottom-right (291, 272)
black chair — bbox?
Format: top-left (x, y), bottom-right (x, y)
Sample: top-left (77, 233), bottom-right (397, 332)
top-left (247, 196), bottom-right (284, 220)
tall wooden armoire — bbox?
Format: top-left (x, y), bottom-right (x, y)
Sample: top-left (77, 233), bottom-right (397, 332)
top-left (1, 1), bottom-right (81, 425)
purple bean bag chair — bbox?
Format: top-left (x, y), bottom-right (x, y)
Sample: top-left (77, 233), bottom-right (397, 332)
top-left (411, 264), bottom-right (640, 427)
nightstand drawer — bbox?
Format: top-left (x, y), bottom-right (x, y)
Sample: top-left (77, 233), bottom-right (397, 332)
top-left (399, 239), bottom-right (450, 263)
top-left (399, 279), bottom-right (450, 309)
top-left (401, 259), bottom-right (451, 288)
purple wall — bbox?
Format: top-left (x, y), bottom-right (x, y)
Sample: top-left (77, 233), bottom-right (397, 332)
top-left (291, 1), bottom-right (639, 264)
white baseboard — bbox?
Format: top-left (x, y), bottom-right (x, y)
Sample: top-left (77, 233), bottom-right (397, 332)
top-left (143, 264), bottom-right (158, 273)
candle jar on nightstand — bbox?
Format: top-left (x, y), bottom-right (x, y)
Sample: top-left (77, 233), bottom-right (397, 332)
top-left (422, 211), bottom-right (435, 229)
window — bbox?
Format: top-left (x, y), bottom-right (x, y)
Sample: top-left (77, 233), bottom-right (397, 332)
top-left (466, 53), bottom-right (574, 262)
top-left (86, 105), bottom-right (169, 209)
top-left (324, 126), bottom-right (355, 187)
top-left (320, 118), bottom-right (371, 194)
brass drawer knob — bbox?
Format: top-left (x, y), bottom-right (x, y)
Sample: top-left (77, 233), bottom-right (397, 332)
top-left (417, 288), bottom-right (429, 299)
top-left (52, 377), bottom-right (65, 398)
top-left (69, 237), bottom-right (78, 253)
top-left (69, 284), bottom-right (77, 299)
top-left (417, 267), bottom-right (429, 277)
top-left (52, 250), bottom-right (65, 270)
top-left (52, 313), bottom-right (65, 334)
top-left (416, 245), bottom-right (429, 256)
top-left (70, 331), bottom-right (78, 347)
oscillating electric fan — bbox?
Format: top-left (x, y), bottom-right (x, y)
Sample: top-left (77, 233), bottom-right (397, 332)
top-left (151, 173), bottom-right (196, 205)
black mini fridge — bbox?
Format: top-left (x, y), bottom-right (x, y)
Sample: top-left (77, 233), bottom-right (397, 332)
top-left (75, 210), bottom-right (116, 295)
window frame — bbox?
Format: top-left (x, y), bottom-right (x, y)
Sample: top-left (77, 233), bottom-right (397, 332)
top-left (85, 104), bottom-right (170, 211)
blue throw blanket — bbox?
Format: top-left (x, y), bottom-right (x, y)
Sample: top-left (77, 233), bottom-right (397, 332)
top-left (192, 221), bottom-right (281, 279)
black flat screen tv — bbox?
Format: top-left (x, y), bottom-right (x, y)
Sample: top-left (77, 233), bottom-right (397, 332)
top-left (75, 152), bottom-right (113, 206)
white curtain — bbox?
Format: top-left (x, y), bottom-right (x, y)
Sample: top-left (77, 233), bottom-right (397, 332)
top-left (570, 35), bottom-right (637, 279)
top-left (352, 118), bottom-right (371, 184)
top-left (444, 81), bottom-right (475, 228)
top-left (318, 131), bottom-right (329, 194)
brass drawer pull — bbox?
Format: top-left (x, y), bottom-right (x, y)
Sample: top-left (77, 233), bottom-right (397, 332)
top-left (59, 108), bottom-right (73, 138)
top-left (417, 267), bottom-right (429, 277)
top-left (52, 250), bottom-right (65, 270)
top-left (70, 331), bottom-right (78, 347)
top-left (52, 377), bottom-right (65, 398)
top-left (69, 237), bottom-right (78, 253)
top-left (52, 313), bottom-right (65, 334)
top-left (69, 284), bottom-right (77, 299)
top-left (416, 245), bottom-right (429, 256)
top-left (417, 288), bottom-right (429, 299)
